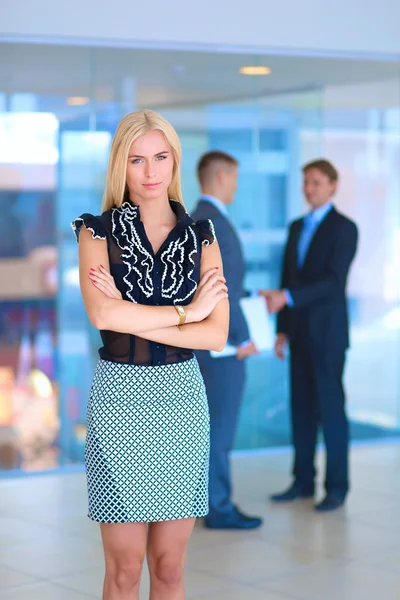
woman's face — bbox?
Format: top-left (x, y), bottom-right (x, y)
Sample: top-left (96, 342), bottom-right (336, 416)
top-left (126, 130), bottom-right (174, 204)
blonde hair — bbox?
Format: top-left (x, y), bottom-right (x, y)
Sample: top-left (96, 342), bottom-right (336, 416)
top-left (102, 109), bottom-right (184, 212)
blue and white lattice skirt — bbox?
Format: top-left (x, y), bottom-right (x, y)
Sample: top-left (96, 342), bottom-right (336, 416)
top-left (85, 357), bottom-right (210, 522)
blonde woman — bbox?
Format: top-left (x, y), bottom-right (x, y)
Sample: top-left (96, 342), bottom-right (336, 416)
top-left (71, 109), bottom-right (229, 600)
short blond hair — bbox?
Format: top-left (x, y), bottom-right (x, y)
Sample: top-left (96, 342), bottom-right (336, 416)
top-left (102, 109), bottom-right (184, 212)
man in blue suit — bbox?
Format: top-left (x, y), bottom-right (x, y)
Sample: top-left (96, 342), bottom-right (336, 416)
top-left (192, 150), bottom-right (262, 530)
top-left (263, 159), bottom-right (358, 512)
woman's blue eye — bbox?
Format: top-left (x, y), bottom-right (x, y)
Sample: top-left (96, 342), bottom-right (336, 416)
top-left (131, 155), bottom-right (167, 164)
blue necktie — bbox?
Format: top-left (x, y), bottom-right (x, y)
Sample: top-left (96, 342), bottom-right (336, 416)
top-left (297, 215), bottom-right (314, 268)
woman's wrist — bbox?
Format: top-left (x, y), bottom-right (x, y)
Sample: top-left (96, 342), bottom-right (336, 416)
top-left (171, 304), bottom-right (196, 326)
top-left (185, 304), bottom-right (197, 324)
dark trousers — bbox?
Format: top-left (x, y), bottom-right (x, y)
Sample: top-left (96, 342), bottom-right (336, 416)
top-left (290, 346), bottom-right (348, 497)
top-left (196, 354), bottom-right (246, 518)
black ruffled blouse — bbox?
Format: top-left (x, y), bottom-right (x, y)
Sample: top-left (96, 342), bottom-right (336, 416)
top-left (72, 199), bottom-right (216, 366)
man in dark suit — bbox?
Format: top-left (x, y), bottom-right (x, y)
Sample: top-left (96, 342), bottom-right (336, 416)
top-left (262, 159), bottom-right (358, 512)
top-left (192, 151), bottom-right (262, 530)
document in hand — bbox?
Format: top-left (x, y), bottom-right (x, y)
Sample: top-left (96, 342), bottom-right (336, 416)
top-left (210, 295), bottom-right (274, 358)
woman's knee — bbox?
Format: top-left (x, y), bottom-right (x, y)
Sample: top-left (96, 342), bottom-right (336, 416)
top-left (106, 559), bottom-right (143, 592)
top-left (151, 556), bottom-right (184, 587)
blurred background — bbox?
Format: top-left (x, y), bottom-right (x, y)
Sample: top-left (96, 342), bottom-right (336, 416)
top-left (0, 1), bottom-right (399, 474)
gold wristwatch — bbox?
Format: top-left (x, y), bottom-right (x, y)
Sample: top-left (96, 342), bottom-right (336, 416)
top-left (174, 305), bottom-right (187, 331)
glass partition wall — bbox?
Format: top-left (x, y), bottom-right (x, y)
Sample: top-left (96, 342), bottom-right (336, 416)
top-left (0, 41), bottom-right (398, 473)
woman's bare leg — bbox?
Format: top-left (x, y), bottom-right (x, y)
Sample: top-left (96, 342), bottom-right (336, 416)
top-left (147, 518), bottom-right (195, 600)
top-left (100, 522), bottom-right (147, 600)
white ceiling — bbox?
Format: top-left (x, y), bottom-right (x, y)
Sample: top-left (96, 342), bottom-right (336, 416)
top-left (1, 42), bottom-right (399, 110)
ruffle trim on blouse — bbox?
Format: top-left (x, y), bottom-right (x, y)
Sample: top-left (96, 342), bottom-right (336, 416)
top-left (194, 219), bottom-right (217, 246)
top-left (71, 214), bottom-right (107, 242)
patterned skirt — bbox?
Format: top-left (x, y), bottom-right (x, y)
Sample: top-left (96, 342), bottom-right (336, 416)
top-left (85, 357), bottom-right (210, 523)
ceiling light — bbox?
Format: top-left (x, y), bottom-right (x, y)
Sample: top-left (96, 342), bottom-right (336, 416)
top-left (66, 96), bottom-right (90, 106)
top-left (239, 66), bottom-right (272, 76)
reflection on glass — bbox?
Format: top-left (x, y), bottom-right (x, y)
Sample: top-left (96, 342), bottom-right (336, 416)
top-left (0, 41), bottom-right (399, 474)
top-left (0, 111), bottom-right (59, 471)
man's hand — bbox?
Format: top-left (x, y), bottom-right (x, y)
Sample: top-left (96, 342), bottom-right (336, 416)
top-left (236, 340), bottom-right (259, 360)
top-left (274, 333), bottom-right (289, 360)
top-left (259, 289), bottom-right (288, 314)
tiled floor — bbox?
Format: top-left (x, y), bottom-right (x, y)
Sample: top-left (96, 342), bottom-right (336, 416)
top-left (1, 443), bottom-right (400, 599)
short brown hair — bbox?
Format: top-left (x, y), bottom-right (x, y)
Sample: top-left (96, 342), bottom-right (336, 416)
top-left (303, 159), bottom-right (339, 183)
top-left (197, 150), bottom-right (238, 187)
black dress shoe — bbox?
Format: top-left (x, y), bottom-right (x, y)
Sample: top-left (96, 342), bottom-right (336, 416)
top-left (314, 494), bottom-right (345, 512)
top-left (270, 483), bottom-right (314, 503)
top-left (204, 509), bottom-right (263, 530)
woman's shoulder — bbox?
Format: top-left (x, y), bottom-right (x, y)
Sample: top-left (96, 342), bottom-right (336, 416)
top-left (189, 217), bottom-right (217, 247)
top-left (71, 210), bottom-right (111, 243)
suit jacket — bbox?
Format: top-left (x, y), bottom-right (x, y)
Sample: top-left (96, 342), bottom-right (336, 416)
top-left (192, 199), bottom-right (250, 348)
top-left (277, 206), bottom-right (358, 350)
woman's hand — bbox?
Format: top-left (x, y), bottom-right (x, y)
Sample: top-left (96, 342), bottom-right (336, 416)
top-left (188, 267), bottom-right (228, 323)
top-left (88, 264), bottom-right (228, 323)
top-left (89, 265), bottom-right (122, 300)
